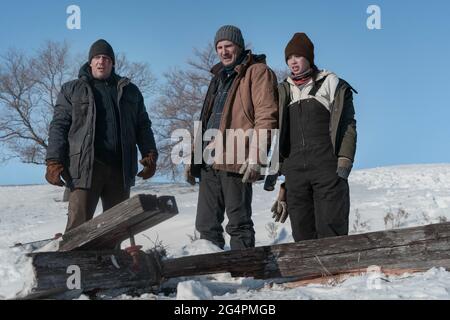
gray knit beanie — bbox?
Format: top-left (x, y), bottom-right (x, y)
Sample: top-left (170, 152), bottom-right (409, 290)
top-left (214, 25), bottom-right (245, 49)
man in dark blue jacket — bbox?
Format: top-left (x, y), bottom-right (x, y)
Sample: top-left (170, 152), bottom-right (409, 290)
top-left (45, 39), bottom-right (158, 232)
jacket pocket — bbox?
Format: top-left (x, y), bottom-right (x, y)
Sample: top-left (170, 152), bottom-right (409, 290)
top-left (71, 99), bottom-right (90, 133)
top-left (131, 146), bottom-right (138, 177)
top-left (72, 98), bottom-right (89, 116)
top-left (69, 151), bottom-right (81, 179)
top-left (238, 90), bottom-right (254, 126)
top-left (122, 95), bottom-right (139, 106)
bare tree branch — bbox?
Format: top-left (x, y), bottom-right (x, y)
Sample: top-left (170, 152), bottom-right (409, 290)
top-left (152, 43), bottom-right (218, 179)
top-left (273, 67), bottom-right (290, 81)
top-left (115, 53), bottom-right (157, 98)
top-left (0, 48), bottom-right (48, 164)
top-left (0, 41), bottom-right (156, 167)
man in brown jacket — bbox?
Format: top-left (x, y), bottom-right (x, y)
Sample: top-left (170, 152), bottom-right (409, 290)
top-left (186, 25), bottom-right (278, 250)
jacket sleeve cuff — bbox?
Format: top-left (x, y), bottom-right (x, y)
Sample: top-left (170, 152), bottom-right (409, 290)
top-left (337, 156), bottom-right (353, 169)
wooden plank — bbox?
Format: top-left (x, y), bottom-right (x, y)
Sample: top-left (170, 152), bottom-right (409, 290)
top-left (161, 222), bottom-right (450, 280)
top-left (27, 250), bottom-right (162, 299)
top-left (58, 194), bottom-right (178, 251)
top-left (282, 268), bottom-right (423, 288)
top-left (28, 222), bottom-right (450, 299)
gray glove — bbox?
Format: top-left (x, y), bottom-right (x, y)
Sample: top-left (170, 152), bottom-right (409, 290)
top-left (239, 159), bottom-right (261, 184)
top-left (271, 183), bottom-right (288, 223)
top-left (337, 157), bottom-right (353, 180)
top-left (184, 164), bottom-right (196, 186)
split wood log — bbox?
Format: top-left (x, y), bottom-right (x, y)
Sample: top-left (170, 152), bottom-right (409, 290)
top-left (27, 250), bottom-right (162, 299)
top-left (59, 194), bottom-right (178, 251)
top-left (161, 222), bottom-right (450, 280)
top-left (28, 222), bottom-right (450, 299)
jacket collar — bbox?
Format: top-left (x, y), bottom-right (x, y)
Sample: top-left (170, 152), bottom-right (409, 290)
top-left (210, 50), bottom-right (267, 77)
top-left (78, 62), bottom-right (130, 87)
top-left (286, 69), bottom-right (335, 87)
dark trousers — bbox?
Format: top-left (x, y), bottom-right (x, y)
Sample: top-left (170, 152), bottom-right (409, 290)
top-left (65, 159), bottom-right (130, 232)
top-left (195, 166), bottom-right (255, 250)
top-left (284, 145), bottom-right (350, 242)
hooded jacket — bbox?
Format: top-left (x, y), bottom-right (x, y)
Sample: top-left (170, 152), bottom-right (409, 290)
top-left (278, 70), bottom-right (357, 164)
top-left (191, 51), bottom-right (279, 176)
top-left (46, 63), bottom-right (157, 189)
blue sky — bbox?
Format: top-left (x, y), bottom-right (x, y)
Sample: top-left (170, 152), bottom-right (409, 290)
top-left (0, 0), bottom-right (449, 185)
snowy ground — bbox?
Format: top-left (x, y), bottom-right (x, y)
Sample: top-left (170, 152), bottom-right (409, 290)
top-left (1, 164), bottom-right (450, 300)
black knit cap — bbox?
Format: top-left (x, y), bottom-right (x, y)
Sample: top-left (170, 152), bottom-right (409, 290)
top-left (214, 25), bottom-right (245, 49)
top-left (284, 33), bottom-right (315, 66)
top-left (88, 39), bottom-right (115, 65)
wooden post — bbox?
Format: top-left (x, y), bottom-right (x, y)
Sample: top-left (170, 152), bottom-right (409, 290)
top-left (59, 194), bottom-right (178, 251)
top-left (28, 222), bottom-right (450, 299)
top-left (27, 250), bottom-right (163, 299)
top-left (161, 222), bottom-right (450, 280)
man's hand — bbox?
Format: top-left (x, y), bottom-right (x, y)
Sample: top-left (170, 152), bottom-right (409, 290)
top-left (137, 152), bottom-right (157, 180)
top-left (45, 160), bottom-right (70, 187)
top-left (184, 164), bottom-right (196, 186)
top-left (271, 183), bottom-right (288, 223)
top-left (336, 157), bottom-right (353, 180)
top-left (239, 159), bottom-right (261, 183)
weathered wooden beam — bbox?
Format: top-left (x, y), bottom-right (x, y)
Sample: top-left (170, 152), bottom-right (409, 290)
top-left (59, 194), bottom-right (178, 251)
top-left (27, 250), bottom-right (162, 299)
top-left (282, 268), bottom-right (424, 288)
top-left (28, 222), bottom-right (450, 299)
top-left (161, 222), bottom-right (450, 280)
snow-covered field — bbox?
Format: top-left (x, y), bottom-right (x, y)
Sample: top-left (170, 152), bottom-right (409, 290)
top-left (1, 164), bottom-right (450, 300)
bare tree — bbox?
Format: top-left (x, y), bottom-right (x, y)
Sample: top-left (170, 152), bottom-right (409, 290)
top-left (152, 43), bottom-right (218, 179)
top-left (115, 53), bottom-right (157, 97)
top-left (31, 41), bottom-right (76, 112)
top-left (273, 67), bottom-right (290, 81)
top-left (186, 43), bottom-right (218, 87)
top-left (0, 41), bottom-right (156, 166)
top-left (0, 49), bottom-right (47, 164)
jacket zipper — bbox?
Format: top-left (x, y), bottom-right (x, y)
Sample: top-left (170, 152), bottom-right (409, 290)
top-left (107, 82), bottom-right (119, 157)
top-left (84, 82), bottom-right (96, 188)
top-left (213, 73), bottom-right (242, 169)
top-left (117, 78), bottom-right (129, 188)
top-left (299, 101), bottom-right (307, 169)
